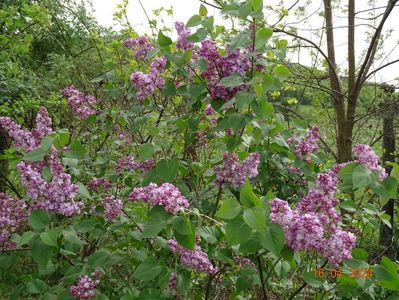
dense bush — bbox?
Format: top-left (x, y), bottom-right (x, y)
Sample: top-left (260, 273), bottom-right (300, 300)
top-left (0, 1), bottom-right (398, 299)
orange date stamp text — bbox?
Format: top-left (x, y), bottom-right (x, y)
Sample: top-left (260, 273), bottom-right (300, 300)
top-left (313, 267), bottom-right (373, 279)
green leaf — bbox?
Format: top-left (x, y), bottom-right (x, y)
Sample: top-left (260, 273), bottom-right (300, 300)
top-left (31, 239), bottom-right (54, 266)
top-left (199, 4), bottom-right (208, 16)
top-left (20, 231), bottom-right (37, 246)
top-left (64, 140), bottom-right (86, 159)
top-left (240, 180), bottom-right (261, 208)
top-left (23, 148), bottom-right (47, 162)
top-left (163, 80), bottom-right (176, 96)
top-left (259, 223), bottom-right (285, 256)
top-left (255, 28), bottom-right (272, 50)
top-left (186, 15), bottom-right (202, 27)
top-left (29, 210), bottom-right (50, 231)
top-left (218, 73), bottom-right (244, 87)
top-left (272, 65), bottom-right (290, 80)
top-left (142, 206), bottom-right (169, 238)
top-left (225, 218), bottom-right (252, 246)
top-left (352, 164), bottom-right (378, 189)
top-left (63, 226), bottom-right (83, 246)
top-left (41, 167), bottom-right (52, 182)
top-left (76, 219), bottom-right (97, 233)
top-left (216, 197), bottom-right (242, 220)
top-left (40, 136), bottom-right (55, 152)
top-left (235, 92), bottom-right (253, 110)
top-left (340, 200), bottom-right (357, 212)
top-left (238, 1), bottom-right (251, 19)
top-left (139, 144), bottom-right (155, 161)
top-left (172, 216), bottom-right (195, 250)
top-left (352, 248), bottom-right (369, 261)
top-left (158, 30), bottom-right (172, 47)
top-left (133, 257), bottom-right (162, 281)
top-left (40, 229), bottom-right (58, 248)
top-left (251, 0), bottom-right (263, 12)
top-left (372, 177), bottom-right (397, 199)
top-left (243, 207), bottom-right (266, 231)
top-left (77, 182), bottom-right (92, 199)
top-left (303, 270), bottom-right (324, 287)
top-left (142, 158), bottom-right (179, 185)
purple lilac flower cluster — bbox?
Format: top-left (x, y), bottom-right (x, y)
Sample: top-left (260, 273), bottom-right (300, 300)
top-left (130, 57), bottom-right (166, 101)
top-left (1, 107), bottom-right (83, 216)
top-left (70, 270), bottom-right (102, 300)
top-left (87, 178), bottom-right (112, 191)
top-left (167, 272), bottom-right (177, 292)
top-left (63, 86), bottom-right (97, 120)
top-left (270, 168), bottom-right (356, 266)
top-left (129, 183), bottom-right (190, 214)
top-left (204, 104), bottom-right (216, 115)
top-left (0, 107), bottom-right (52, 151)
top-left (294, 126), bottom-right (320, 162)
top-left (214, 152), bottom-right (260, 188)
top-left (354, 144), bottom-right (387, 180)
top-left (18, 149), bottom-right (83, 216)
top-left (198, 39), bottom-right (250, 101)
top-left (175, 21), bottom-right (194, 50)
top-left (234, 255), bottom-right (256, 269)
top-left (124, 36), bottom-right (154, 59)
top-left (0, 193), bottom-right (27, 251)
top-left (103, 196), bottom-right (123, 220)
top-left (167, 238), bottom-right (218, 274)
top-left (115, 155), bottom-right (154, 173)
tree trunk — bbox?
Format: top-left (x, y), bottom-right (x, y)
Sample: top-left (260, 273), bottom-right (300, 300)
top-left (0, 129), bottom-right (9, 193)
top-left (379, 108), bottom-right (395, 246)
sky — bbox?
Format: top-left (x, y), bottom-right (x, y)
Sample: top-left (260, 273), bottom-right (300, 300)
top-left (89, 0), bottom-right (399, 88)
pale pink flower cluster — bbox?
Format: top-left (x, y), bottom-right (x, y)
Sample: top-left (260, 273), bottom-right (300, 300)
top-left (167, 238), bottom-right (218, 274)
top-left (129, 183), bottom-right (190, 214)
top-left (0, 193), bottom-right (27, 251)
top-left (270, 167), bottom-right (356, 266)
top-left (62, 86), bottom-right (97, 120)
top-left (130, 57), bottom-right (166, 101)
top-left (70, 269), bottom-right (102, 300)
top-left (103, 196), bottom-right (123, 220)
top-left (214, 152), bottom-right (260, 188)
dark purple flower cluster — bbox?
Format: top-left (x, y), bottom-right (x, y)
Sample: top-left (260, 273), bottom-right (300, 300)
top-left (87, 177), bottom-right (112, 192)
top-left (167, 272), bottom-right (177, 292)
top-left (124, 36), bottom-right (154, 59)
top-left (214, 152), bottom-right (260, 188)
top-left (115, 155), bottom-right (154, 173)
top-left (234, 255), bottom-right (256, 269)
top-left (70, 269), bottom-right (102, 300)
top-left (130, 57), bottom-right (166, 101)
top-left (129, 183), bottom-right (190, 214)
top-left (103, 196), bottom-right (123, 220)
top-left (198, 40), bottom-right (250, 101)
top-left (294, 126), bottom-right (320, 162)
top-left (175, 21), bottom-right (194, 50)
top-left (0, 193), bottom-right (27, 251)
top-left (270, 168), bottom-right (356, 266)
top-left (167, 238), bottom-right (218, 274)
top-left (63, 86), bottom-right (97, 120)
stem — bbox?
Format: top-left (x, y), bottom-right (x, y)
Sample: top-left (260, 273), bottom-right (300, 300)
top-left (211, 187), bottom-right (223, 218)
top-left (257, 255), bottom-right (268, 300)
top-left (264, 258), bottom-right (281, 284)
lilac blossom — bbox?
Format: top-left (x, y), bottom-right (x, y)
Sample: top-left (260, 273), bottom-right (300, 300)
top-left (70, 270), bottom-right (102, 300)
top-left (175, 21), bottom-right (194, 50)
top-left (103, 196), bottom-right (123, 220)
top-left (197, 39), bottom-right (250, 101)
top-left (129, 183), bottom-right (190, 214)
top-left (87, 178), bottom-right (112, 192)
top-left (354, 144), bottom-right (387, 180)
top-left (167, 272), bottom-right (177, 292)
top-left (63, 86), bottom-right (96, 120)
top-left (168, 238), bottom-right (218, 274)
top-left (116, 155), bottom-right (154, 173)
top-left (214, 152), bottom-right (260, 188)
top-left (124, 36), bottom-right (154, 59)
top-left (295, 126), bottom-right (320, 162)
top-left (0, 193), bottom-right (27, 251)
top-left (205, 104), bottom-right (216, 115)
